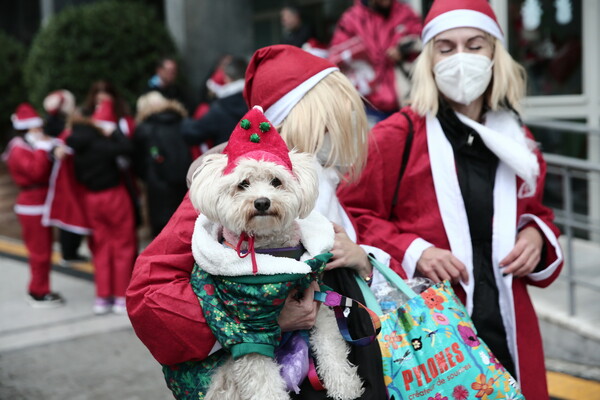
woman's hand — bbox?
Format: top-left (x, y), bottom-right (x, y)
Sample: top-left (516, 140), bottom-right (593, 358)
top-left (52, 144), bottom-right (67, 160)
top-left (278, 281), bottom-right (321, 332)
top-left (499, 226), bottom-right (544, 277)
top-left (325, 223), bottom-right (371, 278)
top-left (416, 247), bottom-right (468, 284)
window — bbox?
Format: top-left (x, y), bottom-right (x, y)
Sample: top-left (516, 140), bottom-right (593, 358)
top-left (508, 0), bottom-right (582, 96)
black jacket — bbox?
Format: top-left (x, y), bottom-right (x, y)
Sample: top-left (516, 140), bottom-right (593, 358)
top-left (133, 105), bottom-right (190, 236)
top-left (181, 93), bottom-right (247, 147)
top-left (66, 123), bottom-right (133, 191)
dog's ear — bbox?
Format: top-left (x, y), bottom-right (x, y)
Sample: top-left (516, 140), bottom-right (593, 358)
top-left (189, 153), bottom-right (228, 216)
top-left (289, 151), bottom-right (319, 219)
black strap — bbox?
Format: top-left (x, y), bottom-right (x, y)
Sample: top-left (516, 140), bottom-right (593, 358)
top-left (390, 111), bottom-right (414, 217)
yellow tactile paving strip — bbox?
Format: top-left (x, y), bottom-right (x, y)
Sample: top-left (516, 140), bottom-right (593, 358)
top-left (0, 237), bottom-right (94, 274)
top-left (548, 371), bottom-right (600, 399)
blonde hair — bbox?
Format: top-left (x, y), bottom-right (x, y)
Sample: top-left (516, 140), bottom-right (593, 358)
top-left (409, 35), bottom-right (527, 116)
top-left (135, 91), bottom-right (187, 123)
top-left (277, 71), bottom-right (368, 181)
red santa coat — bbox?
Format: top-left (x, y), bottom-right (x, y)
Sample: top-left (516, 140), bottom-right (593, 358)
top-left (337, 107), bottom-right (563, 399)
top-left (329, 0), bottom-right (422, 112)
top-left (42, 130), bottom-right (91, 234)
top-left (3, 137), bottom-right (53, 213)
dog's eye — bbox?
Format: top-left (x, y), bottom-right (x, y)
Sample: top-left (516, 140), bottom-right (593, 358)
top-left (238, 179), bottom-right (250, 190)
top-left (270, 178), bottom-right (282, 188)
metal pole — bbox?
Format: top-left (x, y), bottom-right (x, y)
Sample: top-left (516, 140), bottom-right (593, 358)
top-left (562, 167), bottom-right (576, 316)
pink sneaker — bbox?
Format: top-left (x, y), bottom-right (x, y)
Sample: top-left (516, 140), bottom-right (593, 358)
top-left (93, 297), bottom-right (112, 315)
top-left (112, 297), bottom-right (127, 314)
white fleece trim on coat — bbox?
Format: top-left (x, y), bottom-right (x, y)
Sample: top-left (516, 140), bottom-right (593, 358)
top-left (426, 112), bottom-right (523, 381)
top-left (402, 238), bottom-right (435, 279)
top-left (426, 114), bottom-right (475, 312)
top-left (191, 210), bottom-right (334, 276)
top-left (519, 213), bottom-right (563, 282)
top-left (14, 204), bottom-right (46, 216)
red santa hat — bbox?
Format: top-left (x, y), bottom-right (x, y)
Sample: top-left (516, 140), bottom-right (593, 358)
top-left (11, 103), bottom-right (43, 130)
top-left (244, 45), bottom-right (338, 126)
top-left (302, 38), bottom-right (329, 59)
top-left (43, 89), bottom-right (76, 116)
top-left (223, 105), bottom-right (291, 175)
top-left (92, 99), bottom-right (118, 132)
top-left (422, 0), bottom-right (504, 45)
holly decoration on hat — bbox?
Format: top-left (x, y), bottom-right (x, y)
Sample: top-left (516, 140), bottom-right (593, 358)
top-left (223, 105), bottom-right (292, 175)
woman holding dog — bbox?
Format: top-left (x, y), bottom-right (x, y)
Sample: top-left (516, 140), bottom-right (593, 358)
top-left (337, 1), bottom-right (563, 398)
top-left (127, 45), bottom-right (392, 399)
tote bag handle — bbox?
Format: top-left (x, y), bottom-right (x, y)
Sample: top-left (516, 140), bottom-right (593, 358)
top-left (368, 255), bottom-right (418, 299)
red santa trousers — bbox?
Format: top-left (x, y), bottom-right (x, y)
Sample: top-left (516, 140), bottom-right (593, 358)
top-left (84, 184), bottom-right (137, 298)
top-left (17, 213), bottom-right (53, 296)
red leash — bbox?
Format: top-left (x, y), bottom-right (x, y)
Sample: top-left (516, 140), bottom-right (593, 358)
top-left (236, 232), bottom-right (258, 274)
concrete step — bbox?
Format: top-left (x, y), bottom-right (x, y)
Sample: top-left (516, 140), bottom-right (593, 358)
top-left (531, 237), bottom-right (600, 369)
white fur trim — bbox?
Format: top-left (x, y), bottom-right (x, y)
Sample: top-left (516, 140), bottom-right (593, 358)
top-left (14, 204), bottom-right (46, 215)
top-left (24, 133), bottom-right (56, 152)
top-left (492, 161), bottom-right (519, 381)
top-left (192, 210), bottom-right (333, 276)
top-left (402, 238), bottom-right (435, 279)
top-left (212, 79), bottom-right (245, 99)
top-left (422, 9), bottom-right (505, 45)
top-left (94, 120), bottom-right (117, 132)
top-left (264, 67), bottom-right (338, 126)
top-left (12, 116), bottom-right (43, 130)
top-left (518, 213), bottom-right (563, 282)
top-left (426, 115), bottom-right (475, 313)
top-left (118, 118), bottom-right (130, 135)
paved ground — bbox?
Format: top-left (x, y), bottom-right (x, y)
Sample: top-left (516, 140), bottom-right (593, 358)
top-left (1, 238), bottom-right (599, 399)
top-left (0, 255), bottom-right (172, 400)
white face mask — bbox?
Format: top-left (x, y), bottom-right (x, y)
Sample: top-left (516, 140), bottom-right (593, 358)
top-left (433, 53), bottom-right (493, 105)
top-left (316, 133), bottom-right (333, 165)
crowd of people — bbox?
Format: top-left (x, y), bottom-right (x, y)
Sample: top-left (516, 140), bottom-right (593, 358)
top-left (2, 1), bottom-right (563, 399)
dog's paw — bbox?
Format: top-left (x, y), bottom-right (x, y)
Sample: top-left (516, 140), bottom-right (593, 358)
top-left (232, 354), bottom-right (290, 400)
top-left (310, 307), bottom-right (365, 400)
top-left (205, 357), bottom-right (243, 400)
top-left (321, 365), bottom-right (364, 400)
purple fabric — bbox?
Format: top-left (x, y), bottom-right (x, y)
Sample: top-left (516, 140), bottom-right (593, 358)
top-left (275, 332), bottom-right (310, 394)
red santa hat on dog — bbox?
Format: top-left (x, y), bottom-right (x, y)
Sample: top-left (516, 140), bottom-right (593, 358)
top-left (244, 45), bottom-right (338, 126)
top-left (421, 0), bottom-right (504, 45)
top-left (92, 99), bottom-right (118, 132)
top-left (11, 103), bottom-right (43, 130)
top-left (223, 105), bottom-right (291, 175)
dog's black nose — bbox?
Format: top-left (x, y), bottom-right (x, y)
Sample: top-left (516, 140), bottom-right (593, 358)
top-left (254, 197), bottom-right (271, 212)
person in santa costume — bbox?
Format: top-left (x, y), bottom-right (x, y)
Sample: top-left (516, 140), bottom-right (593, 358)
top-left (42, 89), bottom-right (89, 265)
top-left (328, 0), bottom-right (422, 121)
top-left (66, 99), bottom-right (138, 315)
top-left (2, 103), bottom-right (65, 307)
top-left (128, 45), bottom-right (393, 398)
top-left (337, 1), bottom-right (563, 398)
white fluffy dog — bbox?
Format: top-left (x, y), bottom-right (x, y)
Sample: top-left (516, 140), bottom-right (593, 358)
top-left (189, 131), bottom-right (364, 400)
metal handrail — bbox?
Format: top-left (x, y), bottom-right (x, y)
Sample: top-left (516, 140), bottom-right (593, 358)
top-left (527, 119), bottom-right (600, 137)
top-left (541, 151), bottom-right (600, 316)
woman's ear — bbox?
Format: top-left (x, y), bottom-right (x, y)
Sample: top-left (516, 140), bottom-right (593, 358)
top-left (289, 150), bottom-right (319, 219)
top-left (189, 153), bottom-right (228, 216)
